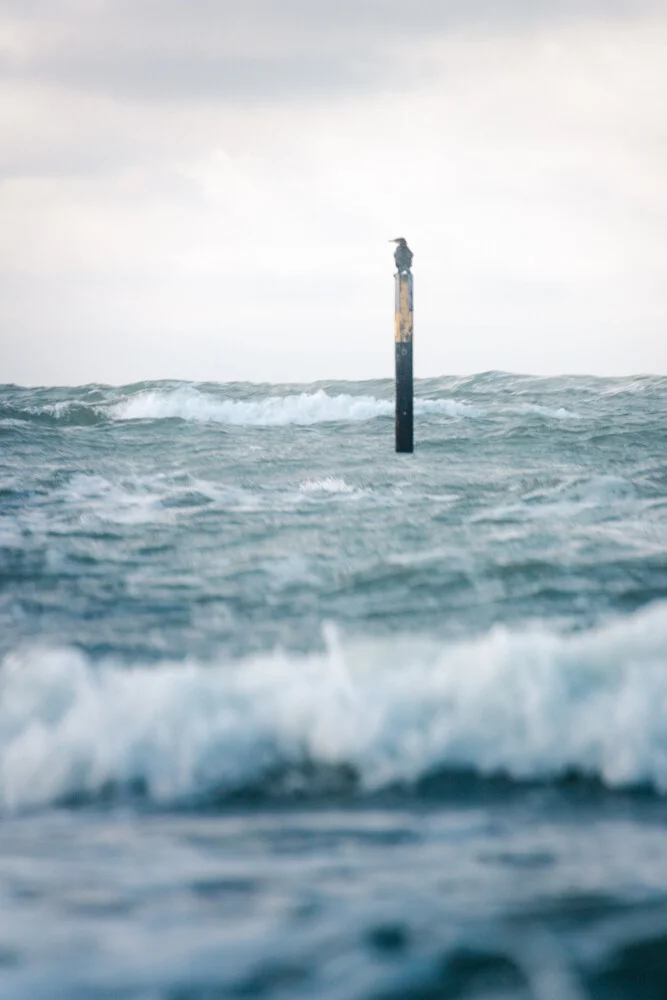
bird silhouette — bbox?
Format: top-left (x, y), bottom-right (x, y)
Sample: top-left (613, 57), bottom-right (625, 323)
top-left (390, 238), bottom-right (413, 273)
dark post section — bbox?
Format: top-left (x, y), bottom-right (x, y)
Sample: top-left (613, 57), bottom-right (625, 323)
top-left (391, 238), bottom-right (414, 453)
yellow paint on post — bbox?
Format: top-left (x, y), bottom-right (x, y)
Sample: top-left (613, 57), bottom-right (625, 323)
top-left (394, 274), bottom-right (413, 343)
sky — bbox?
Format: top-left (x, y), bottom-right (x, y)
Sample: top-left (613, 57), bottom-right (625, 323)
top-left (1, 0), bottom-right (666, 385)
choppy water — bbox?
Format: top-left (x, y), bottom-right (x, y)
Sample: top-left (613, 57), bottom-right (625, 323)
top-left (2, 373), bottom-right (667, 998)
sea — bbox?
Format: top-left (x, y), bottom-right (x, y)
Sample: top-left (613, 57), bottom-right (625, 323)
top-left (1, 372), bottom-right (667, 999)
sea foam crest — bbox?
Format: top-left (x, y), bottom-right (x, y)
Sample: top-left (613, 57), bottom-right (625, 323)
top-left (2, 603), bottom-right (667, 812)
top-left (107, 388), bottom-right (478, 425)
top-left (299, 476), bottom-right (358, 494)
top-left (109, 388), bottom-right (390, 425)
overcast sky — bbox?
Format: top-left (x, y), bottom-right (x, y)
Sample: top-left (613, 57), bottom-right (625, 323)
top-left (1, 0), bottom-right (666, 385)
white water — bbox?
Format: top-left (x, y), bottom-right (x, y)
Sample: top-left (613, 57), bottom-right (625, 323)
top-left (109, 389), bottom-right (391, 424)
top-left (299, 476), bottom-right (361, 495)
top-left (107, 388), bottom-right (480, 425)
top-left (2, 603), bottom-right (667, 812)
top-left (2, 386), bottom-right (582, 426)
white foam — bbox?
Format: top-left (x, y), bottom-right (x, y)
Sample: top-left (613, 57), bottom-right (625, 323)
top-left (299, 477), bottom-right (358, 494)
top-left (2, 604), bottom-right (667, 812)
top-left (108, 388), bottom-right (392, 425)
top-left (62, 473), bottom-right (169, 525)
top-left (416, 398), bottom-right (483, 418)
top-left (106, 388), bottom-right (480, 426)
top-left (473, 474), bottom-right (639, 524)
top-left (509, 402), bottom-right (580, 420)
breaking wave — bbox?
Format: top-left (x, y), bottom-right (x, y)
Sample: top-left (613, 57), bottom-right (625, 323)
top-left (0, 389), bottom-right (477, 427)
top-left (108, 387), bottom-right (478, 425)
top-left (2, 603), bottom-right (667, 812)
top-left (0, 381), bottom-right (595, 429)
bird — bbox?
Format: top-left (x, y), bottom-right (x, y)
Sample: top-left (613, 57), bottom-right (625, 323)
top-left (390, 238), bottom-right (413, 273)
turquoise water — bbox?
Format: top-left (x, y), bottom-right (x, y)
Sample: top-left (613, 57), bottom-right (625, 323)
top-left (2, 373), bottom-right (667, 997)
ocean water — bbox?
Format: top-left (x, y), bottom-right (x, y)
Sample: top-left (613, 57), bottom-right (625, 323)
top-left (2, 372), bottom-right (667, 999)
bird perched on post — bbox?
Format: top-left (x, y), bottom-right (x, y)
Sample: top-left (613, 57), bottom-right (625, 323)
top-left (390, 238), bottom-right (413, 273)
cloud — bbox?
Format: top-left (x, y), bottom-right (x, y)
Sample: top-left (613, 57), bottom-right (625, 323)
top-left (0, 3), bottom-right (666, 382)
top-left (1, 0), bottom-right (663, 105)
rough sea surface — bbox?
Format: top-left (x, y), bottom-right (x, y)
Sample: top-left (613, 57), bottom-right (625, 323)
top-left (2, 373), bottom-right (667, 999)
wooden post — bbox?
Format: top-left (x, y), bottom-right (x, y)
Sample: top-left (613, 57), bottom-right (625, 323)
top-left (394, 269), bottom-right (413, 453)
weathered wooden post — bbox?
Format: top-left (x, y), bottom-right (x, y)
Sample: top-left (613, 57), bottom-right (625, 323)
top-left (391, 238), bottom-right (414, 453)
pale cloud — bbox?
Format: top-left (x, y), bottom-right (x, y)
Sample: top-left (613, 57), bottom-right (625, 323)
top-left (1, 0), bottom-right (662, 106)
top-left (0, 3), bottom-right (666, 383)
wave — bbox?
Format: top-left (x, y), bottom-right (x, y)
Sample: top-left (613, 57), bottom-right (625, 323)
top-left (2, 603), bottom-right (667, 812)
top-left (2, 372), bottom-right (666, 423)
top-left (509, 402), bottom-right (580, 420)
top-left (0, 401), bottom-right (108, 428)
top-left (109, 388), bottom-right (391, 424)
top-left (10, 379), bottom-right (653, 429)
top-left (0, 389), bottom-right (475, 429)
top-left (108, 387), bottom-right (479, 425)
